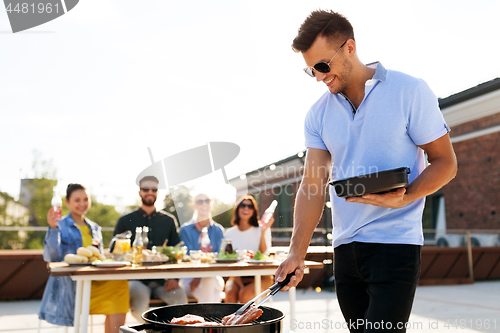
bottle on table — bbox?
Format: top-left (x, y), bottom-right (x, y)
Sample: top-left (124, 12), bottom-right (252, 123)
top-left (200, 227), bottom-right (210, 252)
top-left (260, 200), bottom-right (278, 228)
top-left (142, 226), bottom-right (149, 249)
top-left (225, 240), bottom-right (233, 254)
top-left (220, 239), bottom-right (232, 254)
top-left (51, 186), bottom-right (62, 222)
top-left (132, 227), bottom-right (144, 267)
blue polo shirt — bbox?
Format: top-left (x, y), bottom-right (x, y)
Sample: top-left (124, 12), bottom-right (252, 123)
top-left (304, 62), bottom-right (450, 247)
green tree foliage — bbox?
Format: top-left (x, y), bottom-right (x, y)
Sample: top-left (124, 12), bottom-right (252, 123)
top-left (22, 151), bottom-right (58, 249)
top-left (212, 198), bottom-right (234, 229)
top-left (0, 191), bottom-right (28, 249)
top-left (27, 178), bottom-right (57, 226)
top-left (163, 185), bottom-right (193, 225)
top-left (85, 197), bottom-right (121, 228)
top-left (162, 186), bottom-right (235, 229)
top-left (20, 178), bottom-right (57, 249)
top-left (25, 149), bottom-right (57, 227)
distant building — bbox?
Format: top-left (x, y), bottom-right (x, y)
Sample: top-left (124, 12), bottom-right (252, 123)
top-left (439, 78), bottom-right (500, 231)
top-left (230, 78), bottom-right (500, 246)
top-left (19, 179), bottom-right (34, 207)
top-left (229, 152), bottom-right (330, 246)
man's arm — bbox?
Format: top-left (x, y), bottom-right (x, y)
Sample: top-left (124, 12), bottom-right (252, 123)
top-left (275, 148), bottom-right (332, 289)
top-left (347, 134), bottom-right (457, 208)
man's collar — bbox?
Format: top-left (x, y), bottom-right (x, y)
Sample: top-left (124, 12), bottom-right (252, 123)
top-left (138, 207), bottom-right (157, 218)
top-left (193, 219), bottom-right (214, 231)
top-left (366, 61), bottom-right (386, 82)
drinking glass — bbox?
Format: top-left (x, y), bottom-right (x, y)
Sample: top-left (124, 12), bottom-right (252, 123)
top-left (190, 250), bottom-right (202, 264)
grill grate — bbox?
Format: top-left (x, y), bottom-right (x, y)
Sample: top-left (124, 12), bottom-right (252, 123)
top-left (202, 314), bottom-right (224, 323)
top-left (144, 303), bottom-right (283, 328)
top-left (162, 314), bottom-right (261, 326)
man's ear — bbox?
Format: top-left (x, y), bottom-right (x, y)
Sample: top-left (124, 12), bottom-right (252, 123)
top-left (346, 39), bottom-right (356, 58)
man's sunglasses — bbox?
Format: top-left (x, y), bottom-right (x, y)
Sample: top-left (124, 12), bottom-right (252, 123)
top-left (141, 187), bottom-right (158, 192)
top-left (239, 203), bottom-right (254, 209)
top-left (196, 199), bottom-right (211, 205)
top-left (304, 40), bottom-right (347, 78)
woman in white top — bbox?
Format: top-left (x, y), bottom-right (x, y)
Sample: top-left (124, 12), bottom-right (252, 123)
top-left (224, 195), bottom-right (275, 303)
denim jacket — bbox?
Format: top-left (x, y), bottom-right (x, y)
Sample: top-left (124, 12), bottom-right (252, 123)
top-left (38, 214), bottom-right (102, 326)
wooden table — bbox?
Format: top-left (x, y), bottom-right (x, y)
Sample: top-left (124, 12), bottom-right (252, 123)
top-left (49, 260), bottom-right (323, 333)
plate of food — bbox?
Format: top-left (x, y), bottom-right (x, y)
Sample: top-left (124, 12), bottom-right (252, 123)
top-left (142, 260), bottom-right (169, 265)
top-left (216, 251), bottom-right (240, 263)
top-left (243, 250), bottom-right (275, 264)
top-left (64, 252), bottom-right (99, 266)
top-left (246, 259), bottom-right (277, 264)
top-left (215, 258), bottom-right (241, 264)
top-left (64, 261), bottom-right (93, 266)
top-left (93, 261), bottom-right (130, 268)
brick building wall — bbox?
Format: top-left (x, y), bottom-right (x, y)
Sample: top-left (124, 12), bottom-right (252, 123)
top-left (443, 112), bottom-right (500, 230)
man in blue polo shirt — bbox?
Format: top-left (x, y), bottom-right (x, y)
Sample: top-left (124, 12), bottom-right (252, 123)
top-left (275, 10), bottom-right (457, 333)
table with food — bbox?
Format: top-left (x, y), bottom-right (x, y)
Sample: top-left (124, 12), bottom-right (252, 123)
top-left (51, 244), bottom-right (323, 333)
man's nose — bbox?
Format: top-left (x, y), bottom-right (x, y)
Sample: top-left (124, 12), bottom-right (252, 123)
top-left (315, 72), bottom-right (327, 82)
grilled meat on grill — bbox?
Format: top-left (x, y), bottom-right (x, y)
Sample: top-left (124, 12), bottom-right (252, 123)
top-left (189, 322), bottom-right (224, 326)
top-left (221, 305), bottom-right (263, 325)
top-left (170, 314), bottom-right (205, 325)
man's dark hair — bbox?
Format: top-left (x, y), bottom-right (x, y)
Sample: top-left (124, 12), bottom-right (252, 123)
top-left (292, 10), bottom-right (355, 53)
top-left (139, 175), bottom-right (159, 187)
top-left (66, 183), bottom-right (86, 200)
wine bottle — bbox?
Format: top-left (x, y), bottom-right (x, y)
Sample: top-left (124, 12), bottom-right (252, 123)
top-left (200, 227), bottom-right (210, 252)
top-left (132, 227), bottom-right (143, 267)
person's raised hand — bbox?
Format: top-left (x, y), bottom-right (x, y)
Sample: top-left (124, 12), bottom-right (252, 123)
top-left (47, 207), bottom-right (62, 229)
top-left (261, 216), bottom-right (275, 231)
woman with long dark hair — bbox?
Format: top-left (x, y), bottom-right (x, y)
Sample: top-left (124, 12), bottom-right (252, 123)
top-left (224, 195), bottom-right (275, 303)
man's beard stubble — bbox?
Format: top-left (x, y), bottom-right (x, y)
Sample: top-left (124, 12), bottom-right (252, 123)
top-left (329, 57), bottom-right (352, 95)
top-left (141, 196), bottom-right (156, 207)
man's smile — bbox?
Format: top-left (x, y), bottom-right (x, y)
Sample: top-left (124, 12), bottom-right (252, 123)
top-left (325, 76), bottom-right (335, 86)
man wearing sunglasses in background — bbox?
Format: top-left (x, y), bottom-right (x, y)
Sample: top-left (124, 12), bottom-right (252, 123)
top-left (275, 10), bottom-right (457, 333)
top-left (114, 175), bottom-right (187, 323)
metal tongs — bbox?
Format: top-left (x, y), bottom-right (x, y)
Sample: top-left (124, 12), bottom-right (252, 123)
top-left (235, 272), bottom-right (295, 315)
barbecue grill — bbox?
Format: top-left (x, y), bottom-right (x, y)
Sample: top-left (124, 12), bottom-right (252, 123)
top-left (120, 303), bottom-right (285, 333)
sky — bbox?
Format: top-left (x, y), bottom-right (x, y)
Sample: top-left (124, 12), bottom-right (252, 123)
top-left (1, 0), bottom-right (499, 213)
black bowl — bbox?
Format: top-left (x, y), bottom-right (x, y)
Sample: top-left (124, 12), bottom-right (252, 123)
top-left (330, 167), bottom-right (410, 198)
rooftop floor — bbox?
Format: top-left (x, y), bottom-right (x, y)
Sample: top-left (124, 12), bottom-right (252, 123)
top-left (1, 280), bottom-right (499, 333)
